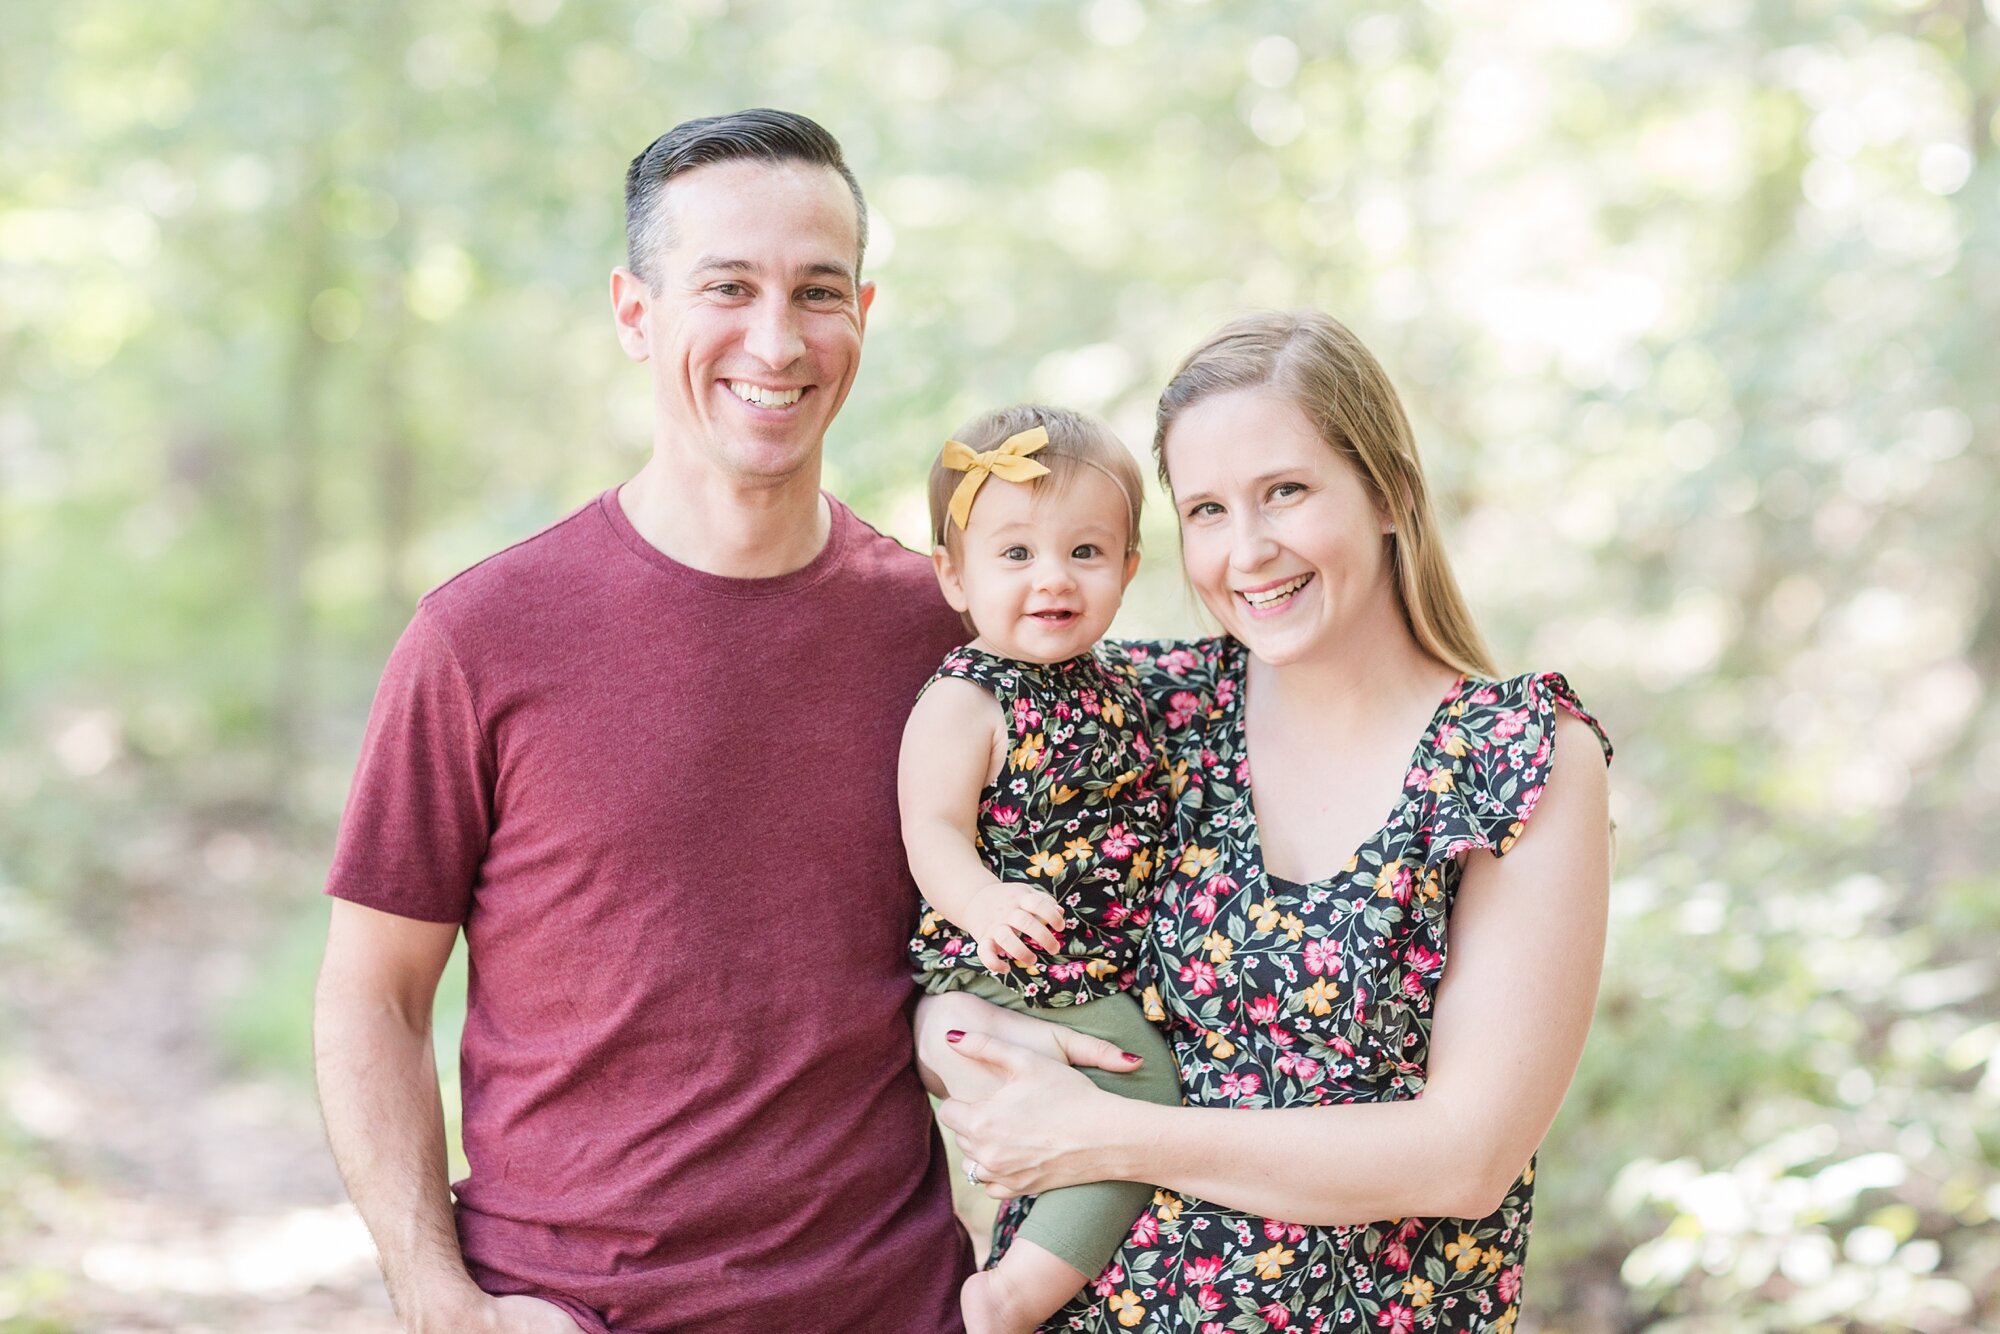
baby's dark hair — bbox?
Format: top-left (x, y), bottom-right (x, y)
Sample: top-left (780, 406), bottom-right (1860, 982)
top-left (926, 404), bottom-right (1145, 552)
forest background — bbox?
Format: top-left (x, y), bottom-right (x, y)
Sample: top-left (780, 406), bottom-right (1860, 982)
top-left (2, 1), bottom-right (1996, 1331)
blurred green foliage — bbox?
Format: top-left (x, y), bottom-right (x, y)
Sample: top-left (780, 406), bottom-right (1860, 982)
top-left (3, 0), bottom-right (1996, 1330)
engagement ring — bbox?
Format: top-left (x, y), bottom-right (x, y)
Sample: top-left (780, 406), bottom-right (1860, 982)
top-left (964, 1159), bottom-right (983, 1186)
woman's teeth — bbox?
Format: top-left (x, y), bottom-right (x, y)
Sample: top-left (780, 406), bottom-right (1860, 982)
top-left (728, 382), bottom-right (803, 407)
top-left (1242, 575), bottom-right (1311, 608)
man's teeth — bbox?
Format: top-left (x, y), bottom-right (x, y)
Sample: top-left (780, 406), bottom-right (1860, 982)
top-left (1242, 575), bottom-right (1311, 608)
top-left (728, 382), bottom-right (803, 407)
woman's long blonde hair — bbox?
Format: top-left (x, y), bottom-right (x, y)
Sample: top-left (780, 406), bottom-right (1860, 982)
top-left (1154, 310), bottom-right (1496, 679)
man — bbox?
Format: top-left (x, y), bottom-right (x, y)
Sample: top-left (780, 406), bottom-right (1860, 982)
top-left (313, 110), bottom-right (976, 1333)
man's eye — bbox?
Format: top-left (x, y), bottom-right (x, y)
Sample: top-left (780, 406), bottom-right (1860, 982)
top-left (711, 282), bottom-right (750, 298)
top-left (801, 286), bottom-right (845, 303)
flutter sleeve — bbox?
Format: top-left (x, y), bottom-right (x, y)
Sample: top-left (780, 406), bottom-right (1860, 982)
top-left (1425, 671), bottom-right (1612, 866)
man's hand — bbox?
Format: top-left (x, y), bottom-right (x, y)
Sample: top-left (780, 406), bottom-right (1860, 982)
top-left (487, 1294), bottom-right (588, 1332)
top-left (959, 882), bottom-right (1066, 973)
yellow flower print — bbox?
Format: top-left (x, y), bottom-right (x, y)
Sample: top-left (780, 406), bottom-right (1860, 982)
top-left (1104, 696), bottom-right (1126, 727)
top-left (1373, 859), bottom-right (1404, 899)
top-left (1025, 850), bottom-right (1067, 878)
top-left (1248, 899), bottom-right (1280, 933)
top-left (1064, 837), bottom-right (1093, 861)
top-left (1417, 867), bottom-right (1443, 904)
top-left (1522, 1162), bottom-right (1535, 1185)
top-left (1202, 1027), bottom-right (1236, 1060)
top-left (1105, 768), bottom-right (1138, 800)
top-left (1141, 985), bottom-right (1165, 1022)
top-left (1447, 1232), bottom-right (1479, 1272)
top-left (1152, 1188), bottom-right (1183, 1221)
top-left (1343, 852), bottom-right (1359, 875)
top-left (1052, 784), bottom-right (1080, 805)
top-left (1132, 847), bottom-right (1155, 880)
top-left (1482, 1247), bottom-right (1504, 1274)
top-left (1203, 931), bottom-right (1232, 965)
top-left (918, 910), bottom-right (941, 937)
top-left (1301, 978), bottom-right (1338, 1016)
top-left (1085, 958), bottom-right (1120, 979)
top-left (1108, 1290), bottom-right (1144, 1327)
top-left (1167, 758), bottom-right (1190, 798)
top-left (1253, 1244), bottom-right (1295, 1278)
top-left (1010, 732), bottom-right (1046, 770)
top-left (1499, 820), bottom-right (1524, 854)
top-left (1494, 1305), bottom-right (1518, 1334)
top-left (1426, 768), bottom-right (1455, 794)
top-left (1280, 913), bottom-right (1305, 942)
top-left (1177, 845), bottom-right (1218, 875)
top-left (1402, 1277), bottom-right (1434, 1308)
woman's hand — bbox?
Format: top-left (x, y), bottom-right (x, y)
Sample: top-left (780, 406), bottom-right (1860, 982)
top-left (934, 1029), bottom-right (1125, 1200)
top-left (913, 991), bottom-right (1143, 1098)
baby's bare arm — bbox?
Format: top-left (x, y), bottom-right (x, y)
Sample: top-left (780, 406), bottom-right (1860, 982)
top-left (898, 679), bottom-right (1063, 970)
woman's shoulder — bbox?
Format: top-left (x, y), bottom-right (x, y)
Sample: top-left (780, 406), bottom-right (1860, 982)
top-left (1447, 670), bottom-right (1612, 766)
top-left (1423, 669), bottom-right (1610, 862)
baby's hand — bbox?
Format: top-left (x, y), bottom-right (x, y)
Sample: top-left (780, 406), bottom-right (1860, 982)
top-left (966, 884), bottom-right (1067, 975)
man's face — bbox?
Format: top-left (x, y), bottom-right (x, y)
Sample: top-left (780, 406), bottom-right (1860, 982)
top-left (616, 159), bottom-right (874, 486)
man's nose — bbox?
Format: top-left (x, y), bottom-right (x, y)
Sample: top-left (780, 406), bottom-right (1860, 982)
top-left (742, 297), bottom-right (806, 368)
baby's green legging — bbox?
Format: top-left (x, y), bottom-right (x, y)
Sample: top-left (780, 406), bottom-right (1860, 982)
top-left (944, 972), bottom-right (1181, 1280)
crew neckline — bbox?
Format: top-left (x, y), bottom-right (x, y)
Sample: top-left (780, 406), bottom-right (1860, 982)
top-left (596, 486), bottom-right (852, 600)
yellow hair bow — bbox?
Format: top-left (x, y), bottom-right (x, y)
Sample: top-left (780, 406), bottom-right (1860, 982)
top-left (941, 425), bottom-right (1051, 532)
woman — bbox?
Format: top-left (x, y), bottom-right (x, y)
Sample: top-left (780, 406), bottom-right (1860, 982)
top-left (918, 310), bottom-right (1613, 1333)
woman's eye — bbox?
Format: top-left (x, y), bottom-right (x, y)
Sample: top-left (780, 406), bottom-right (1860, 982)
top-left (1071, 544), bottom-right (1100, 560)
top-left (1270, 482), bottom-right (1305, 501)
top-left (1185, 501), bottom-right (1222, 519)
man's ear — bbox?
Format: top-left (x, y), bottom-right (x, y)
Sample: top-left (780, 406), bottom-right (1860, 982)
top-left (858, 278), bottom-right (877, 327)
top-left (931, 543), bottom-right (970, 614)
top-left (610, 267), bottom-right (651, 363)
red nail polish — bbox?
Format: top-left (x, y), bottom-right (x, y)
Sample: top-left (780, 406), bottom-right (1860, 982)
top-left (1122, 1051), bottom-right (1142, 1061)
top-left (946, 1030), bottom-right (965, 1043)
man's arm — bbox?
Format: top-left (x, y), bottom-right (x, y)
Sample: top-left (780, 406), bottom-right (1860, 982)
top-left (314, 899), bottom-right (578, 1334)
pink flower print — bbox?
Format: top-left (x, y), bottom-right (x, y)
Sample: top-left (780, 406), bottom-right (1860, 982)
top-left (1381, 1238), bottom-right (1412, 1271)
top-left (1049, 961), bottom-right (1087, 982)
top-left (1499, 1263), bottom-right (1523, 1302)
top-left (1190, 891), bottom-right (1219, 925)
top-left (1103, 902), bottom-right (1131, 928)
top-left (1129, 1211), bottom-right (1160, 1246)
top-left (1492, 706), bottom-right (1530, 739)
top-left (1405, 943), bottom-right (1443, 974)
top-left (1533, 734), bottom-right (1553, 766)
top-left (1129, 906), bottom-right (1151, 929)
top-left (1133, 732), bottom-right (1152, 761)
top-left (1195, 1284), bottom-right (1226, 1313)
top-left (992, 805), bottom-right (1021, 826)
top-left (1385, 863), bottom-right (1414, 905)
top-left (1405, 764), bottom-right (1430, 788)
top-left (1248, 994), bottom-right (1281, 1024)
top-left (1100, 825), bottom-right (1141, 859)
top-left (1264, 1219), bottom-right (1306, 1243)
top-left (942, 938), bottom-right (967, 957)
top-left (1080, 688), bottom-right (1101, 716)
top-left (1354, 986), bottom-right (1370, 1021)
top-left (1180, 959), bottom-right (1218, 995)
top-left (1235, 755), bottom-right (1252, 785)
top-left (1376, 1304), bottom-right (1414, 1334)
top-left (1219, 1071), bottom-right (1262, 1100)
top-left (1402, 971), bottom-right (1427, 999)
top-left (1518, 783), bottom-right (1544, 821)
top-left (1011, 697), bottom-right (1041, 729)
top-left (1184, 1256), bottom-right (1224, 1284)
top-left (1092, 1263), bottom-right (1125, 1297)
top-left (1215, 675), bottom-right (1237, 708)
top-left (1259, 1302), bottom-right (1292, 1328)
top-left (1054, 701), bottom-right (1073, 721)
top-left (1159, 646), bottom-right (1198, 675)
top-left (1470, 686), bottom-right (1499, 705)
top-left (1166, 690), bottom-right (1201, 729)
top-left (1303, 939), bottom-right (1340, 976)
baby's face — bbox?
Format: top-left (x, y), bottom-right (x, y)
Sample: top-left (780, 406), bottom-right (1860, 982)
top-left (937, 467), bottom-right (1139, 664)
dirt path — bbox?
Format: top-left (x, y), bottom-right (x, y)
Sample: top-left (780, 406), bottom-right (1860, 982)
top-left (5, 876), bottom-right (398, 1333)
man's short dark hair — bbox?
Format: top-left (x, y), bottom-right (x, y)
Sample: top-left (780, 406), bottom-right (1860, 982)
top-left (624, 109), bottom-right (868, 288)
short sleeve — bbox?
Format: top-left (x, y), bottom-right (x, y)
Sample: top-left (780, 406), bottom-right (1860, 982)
top-left (324, 604), bottom-right (494, 923)
top-left (1428, 671), bottom-right (1611, 865)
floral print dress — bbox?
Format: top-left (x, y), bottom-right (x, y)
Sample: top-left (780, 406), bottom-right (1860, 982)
top-left (908, 645), bottom-right (1167, 1007)
top-left (992, 637), bottom-right (1612, 1334)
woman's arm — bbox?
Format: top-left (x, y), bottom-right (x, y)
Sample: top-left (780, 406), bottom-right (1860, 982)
top-left (900, 679), bottom-right (1065, 971)
top-left (913, 990), bottom-right (1144, 1099)
top-left (939, 712), bottom-right (1612, 1225)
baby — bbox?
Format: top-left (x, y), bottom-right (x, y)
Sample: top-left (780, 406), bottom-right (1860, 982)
top-left (900, 404), bottom-right (1180, 1334)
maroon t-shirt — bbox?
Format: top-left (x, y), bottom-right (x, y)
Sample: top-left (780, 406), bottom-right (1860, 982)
top-left (326, 489), bottom-right (973, 1333)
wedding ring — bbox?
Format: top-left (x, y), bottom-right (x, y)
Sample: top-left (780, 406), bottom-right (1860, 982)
top-left (964, 1158), bottom-right (983, 1186)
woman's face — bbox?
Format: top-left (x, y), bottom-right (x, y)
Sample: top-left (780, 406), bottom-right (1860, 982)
top-left (1163, 387), bottom-right (1396, 667)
